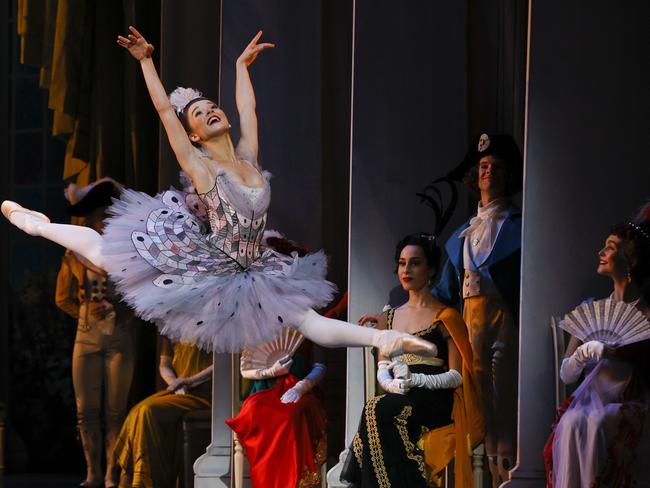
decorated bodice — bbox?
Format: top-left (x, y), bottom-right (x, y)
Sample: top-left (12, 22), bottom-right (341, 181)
top-left (387, 308), bottom-right (449, 374)
top-left (197, 167), bottom-right (271, 269)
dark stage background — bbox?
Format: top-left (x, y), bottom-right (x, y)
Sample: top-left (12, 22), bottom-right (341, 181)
top-left (0, 0), bottom-right (527, 478)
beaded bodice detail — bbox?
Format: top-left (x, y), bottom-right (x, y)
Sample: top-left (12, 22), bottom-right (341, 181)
top-left (198, 168), bottom-right (271, 269)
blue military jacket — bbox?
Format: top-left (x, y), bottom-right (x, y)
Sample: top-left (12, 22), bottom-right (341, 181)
top-left (432, 205), bottom-right (522, 318)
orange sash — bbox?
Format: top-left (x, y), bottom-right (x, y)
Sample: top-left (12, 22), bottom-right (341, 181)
top-left (420, 307), bottom-right (484, 487)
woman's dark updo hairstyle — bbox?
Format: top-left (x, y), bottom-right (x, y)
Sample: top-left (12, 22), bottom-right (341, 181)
top-left (610, 202), bottom-right (650, 302)
top-left (394, 233), bottom-right (441, 278)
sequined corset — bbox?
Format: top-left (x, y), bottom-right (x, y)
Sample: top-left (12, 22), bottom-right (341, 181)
top-left (198, 169), bottom-right (271, 269)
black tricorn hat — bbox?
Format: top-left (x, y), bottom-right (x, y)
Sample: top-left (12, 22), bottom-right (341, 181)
top-left (447, 133), bottom-right (523, 194)
top-left (65, 179), bottom-right (122, 217)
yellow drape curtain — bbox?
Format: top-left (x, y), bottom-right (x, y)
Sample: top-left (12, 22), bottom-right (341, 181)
top-left (16, 0), bottom-right (158, 192)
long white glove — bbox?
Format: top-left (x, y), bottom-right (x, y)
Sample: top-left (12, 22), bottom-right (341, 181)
top-left (559, 356), bottom-right (584, 385)
top-left (409, 369), bottom-right (462, 390)
top-left (377, 360), bottom-right (410, 394)
top-left (241, 354), bottom-right (293, 380)
top-left (391, 359), bottom-right (411, 380)
top-left (281, 363), bottom-right (327, 403)
top-left (560, 340), bottom-right (605, 384)
top-left (575, 340), bottom-right (605, 363)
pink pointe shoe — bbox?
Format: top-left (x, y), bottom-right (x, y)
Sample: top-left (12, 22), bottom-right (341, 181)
top-left (375, 330), bottom-right (438, 358)
top-left (1, 200), bottom-right (50, 236)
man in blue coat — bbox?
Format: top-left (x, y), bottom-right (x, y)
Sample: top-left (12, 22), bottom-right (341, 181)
top-left (432, 133), bottom-right (522, 487)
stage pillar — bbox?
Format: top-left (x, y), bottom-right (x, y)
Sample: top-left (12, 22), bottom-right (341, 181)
top-left (507, 1), bottom-right (650, 486)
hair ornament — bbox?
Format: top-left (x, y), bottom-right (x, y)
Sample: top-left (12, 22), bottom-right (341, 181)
top-left (169, 87), bottom-right (203, 115)
top-left (628, 221), bottom-right (650, 242)
top-left (478, 133), bottom-right (491, 153)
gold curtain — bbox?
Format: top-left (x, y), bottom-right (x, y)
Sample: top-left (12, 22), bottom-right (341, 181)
top-left (17, 0), bottom-right (159, 193)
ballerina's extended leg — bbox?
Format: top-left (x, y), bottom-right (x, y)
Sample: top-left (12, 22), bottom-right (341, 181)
top-left (297, 309), bottom-right (438, 358)
top-left (2, 200), bottom-right (105, 269)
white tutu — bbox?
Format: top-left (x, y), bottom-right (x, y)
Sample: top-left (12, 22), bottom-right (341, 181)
top-left (101, 185), bottom-right (336, 352)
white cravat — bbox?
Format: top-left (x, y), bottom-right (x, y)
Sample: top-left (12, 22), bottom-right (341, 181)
top-left (460, 198), bottom-right (508, 268)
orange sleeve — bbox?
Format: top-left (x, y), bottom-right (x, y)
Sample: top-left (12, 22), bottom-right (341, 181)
top-left (55, 252), bottom-right (80, 319)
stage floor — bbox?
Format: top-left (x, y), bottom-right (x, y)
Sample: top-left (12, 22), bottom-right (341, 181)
top-left (2, 474), bottom-right (82, 488)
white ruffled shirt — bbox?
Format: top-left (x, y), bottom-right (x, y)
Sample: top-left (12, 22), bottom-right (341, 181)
top-left (460, 198), bottom-right (509, 270)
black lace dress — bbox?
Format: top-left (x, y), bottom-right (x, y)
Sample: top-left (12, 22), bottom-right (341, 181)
top-left (341, 309), bottom-right (454, 487)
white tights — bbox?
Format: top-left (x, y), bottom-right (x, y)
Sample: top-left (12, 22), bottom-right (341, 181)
top-left (37, 222), bottom-right (105, 269)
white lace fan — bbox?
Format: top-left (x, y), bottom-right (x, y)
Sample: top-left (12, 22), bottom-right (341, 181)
top-left (240, 327), bottom-right (305, 371)
top-left (558, 298), bottom-right (650, 347)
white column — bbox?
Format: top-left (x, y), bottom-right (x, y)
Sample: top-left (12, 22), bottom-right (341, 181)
top-left (326, 347), bottom-right (366, 487)
top-left (194, 352), bottom-right (233, 488)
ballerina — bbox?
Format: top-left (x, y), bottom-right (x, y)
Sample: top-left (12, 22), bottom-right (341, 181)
top-left (2, 27), bottom-right (435, 359)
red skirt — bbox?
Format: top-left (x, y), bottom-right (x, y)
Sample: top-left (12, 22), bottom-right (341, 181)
top-left (226, 374), bottom-right (327, 488)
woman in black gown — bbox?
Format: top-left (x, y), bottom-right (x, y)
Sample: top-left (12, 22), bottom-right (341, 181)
top-left (342, 233), bottom-right (481, 487)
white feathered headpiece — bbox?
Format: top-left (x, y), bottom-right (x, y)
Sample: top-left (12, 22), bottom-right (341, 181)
top-left (169, 87), bottom-right (204, 115)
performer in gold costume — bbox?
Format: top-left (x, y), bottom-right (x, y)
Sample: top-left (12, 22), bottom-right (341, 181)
top-left (114, 337), bottom-right (212, 488)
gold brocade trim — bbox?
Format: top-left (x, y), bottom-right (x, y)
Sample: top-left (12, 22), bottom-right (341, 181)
top-left (365, 395), bottom-right (391, 488)
top-left (416, 425), bottom-right (431, 451)
top-left (387, 308), bottom-right (395, 329)
top-left (352, 432), bottom-right (364, 468)
top-left (314, 434), bottom-right (327, 465)
top-left (387, 307), bottom-right (443, 339)
top-left (297, 432), bottom-right (327, 488)
top-left (413, 321), bottom-right (440, 337)
top-left (398, 353), bottom-right (444, 367)
top-left (297, 466), bottom-right (321, 488)
top-left (395, 405), bottom-right (429, 481)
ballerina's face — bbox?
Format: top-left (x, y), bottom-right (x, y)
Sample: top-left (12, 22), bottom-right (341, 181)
top-left (186, 99), bottom-right (230, 143)
top-left (398, 245), bottom-right (431, 292)
top-left (597, 234), bottom-right (628, 279)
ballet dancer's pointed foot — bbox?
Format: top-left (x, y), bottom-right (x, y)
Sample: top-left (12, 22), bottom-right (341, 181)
top-left (374, 330), bottom-right (438, 358)
top-left (1, 200), bottom-right (50, 236)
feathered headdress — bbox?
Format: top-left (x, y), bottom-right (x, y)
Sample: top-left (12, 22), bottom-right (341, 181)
top-left (169, 87), bottom-right (205, 115)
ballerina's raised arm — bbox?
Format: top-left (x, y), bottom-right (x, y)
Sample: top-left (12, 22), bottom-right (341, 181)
top-left (117, 26), bottom-right (208, 185)
top-left (234, 31), bottom-right (275, 167)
